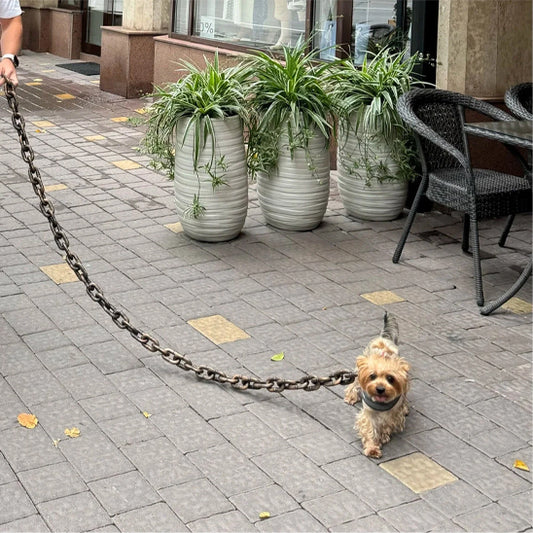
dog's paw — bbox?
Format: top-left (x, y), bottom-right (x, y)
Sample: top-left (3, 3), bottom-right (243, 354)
top-left (364, 445), bottom-right (382, 458)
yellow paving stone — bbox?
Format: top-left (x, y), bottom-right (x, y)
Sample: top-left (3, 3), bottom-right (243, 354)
top-left (112, 160), bottom-right (142, 170)
top-left (40, 263), bottom-right (79, 284)
top-left (26, 82), bottom-right (42, 86)
top-left (501, 297), bottom-right (532, 314)
top-left (33, 120), bottom-right (56, 128)
top-left (188, 315), bottom-right (250, 345)
top-left (44, 184), bottom-right (68, 192)
top-left (111, 116), bottom-right (129, 123)
top-left (85, 135), bottom-right (106, 142)
top-left (380, 453), bottom-right (457, 493)
top-left (361, 290), bottom-right (405, 305)
top-left (165, 222), bottom-right (183, 233)
top-left (55, 93), bottom-right (76, 100)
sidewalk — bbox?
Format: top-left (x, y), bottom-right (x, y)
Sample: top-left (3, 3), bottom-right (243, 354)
top-left (0, 51), bottom-right (531, 532)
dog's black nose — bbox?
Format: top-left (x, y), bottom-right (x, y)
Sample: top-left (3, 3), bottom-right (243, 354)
top-left (376, 386), bottom-right (386, 395)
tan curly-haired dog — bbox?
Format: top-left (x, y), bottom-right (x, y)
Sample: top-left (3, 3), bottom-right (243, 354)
top-left (344, 312), bottom-right (410, 458)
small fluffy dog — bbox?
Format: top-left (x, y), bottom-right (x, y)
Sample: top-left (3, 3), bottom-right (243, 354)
top-left (344, 312), bottom-right (410, 458)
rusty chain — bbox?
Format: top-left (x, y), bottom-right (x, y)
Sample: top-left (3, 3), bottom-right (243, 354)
top-left (3, 81), bottom-right (357, 392)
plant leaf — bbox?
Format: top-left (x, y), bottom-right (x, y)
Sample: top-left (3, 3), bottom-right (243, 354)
top-left (259, 512), bottom-right (271, 520)
top-left (18, 413), bottom-right (38, 429)
top-left (142, 411), bottom-right (152, 418)
top-left (64, 427), bottom-right (81, 438)
top-left (513, 459), bottom-right (530, 471)
top-left (271, 352), bottom-right (285, 361)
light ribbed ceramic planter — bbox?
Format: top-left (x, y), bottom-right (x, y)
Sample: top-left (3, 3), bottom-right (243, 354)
top-left (257, 128), bottom-right (330, 231)
top-left (337, 120), bottom-right (408, 221)
top-left (174, 115), bottom-right (248, 242)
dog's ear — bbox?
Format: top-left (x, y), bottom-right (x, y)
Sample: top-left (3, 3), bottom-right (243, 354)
top-left (356, 355), bottom-right (368, 372)
top-left (399, 358), bottom-right (410, 373)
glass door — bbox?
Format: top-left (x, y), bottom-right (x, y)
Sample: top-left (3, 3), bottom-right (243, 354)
top-left (82, 0), bottom-right (123, 55)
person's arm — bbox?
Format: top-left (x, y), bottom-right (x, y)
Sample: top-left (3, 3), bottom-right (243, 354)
top-left (0, 15), bottom-right (23, 87)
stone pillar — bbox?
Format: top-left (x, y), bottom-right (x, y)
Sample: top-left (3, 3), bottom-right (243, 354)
top-left (436, 0), bottom-right (532, 98)
top-left (100, 0), bottom-right (171, 98)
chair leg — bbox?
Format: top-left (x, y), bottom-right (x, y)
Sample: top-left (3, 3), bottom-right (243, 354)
top-left (462, 214), bottom-right (470, 253)
top-left (470, 214), bottom-right (484, 306)
top-left (498, 214), bottom-right (515, 247)
top-left (393, 177), bottom-right (427, 264)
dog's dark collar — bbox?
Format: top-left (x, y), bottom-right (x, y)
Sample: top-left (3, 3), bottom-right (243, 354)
top-left (361, 390), bottom-right (401, 412)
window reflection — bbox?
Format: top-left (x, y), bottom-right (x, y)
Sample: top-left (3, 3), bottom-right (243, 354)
top-left (184, 0), bottom-right (305, 49)
top-left (353, 0), bottom-right (412, 64)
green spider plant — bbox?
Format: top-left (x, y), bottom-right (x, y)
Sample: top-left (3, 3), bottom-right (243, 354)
top-left (138, 53), bottom-right (251, 217)
top-left (245, 38), bottom-right (335, 179)
top-left (328, 47), bottom-right (424, 184)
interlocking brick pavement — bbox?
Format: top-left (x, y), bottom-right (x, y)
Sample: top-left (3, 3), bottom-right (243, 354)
top-left (0, 50), bottom-right (531, 531)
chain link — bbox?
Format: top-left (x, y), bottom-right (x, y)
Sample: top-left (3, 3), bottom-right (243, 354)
top-left (3, 82), bottom-right (357, 392)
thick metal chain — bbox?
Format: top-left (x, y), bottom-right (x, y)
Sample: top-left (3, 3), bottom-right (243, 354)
top-left (3, 82), bottom-right (357, 392)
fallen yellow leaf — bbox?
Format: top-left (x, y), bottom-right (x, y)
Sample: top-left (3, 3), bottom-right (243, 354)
top-left (142, 411), bottom-right (152, 418)
top-left (259, 512), bottom-right (271, 520)
top-left (53, 439), bottom-right (61, 447)
top-left (271, 352), bottom-right (285, 362)
top-left (18, 413), bottom-right (38, 429)
top-left (513, 460), bottom-right (530, 472)
top-left (64, 427), bottom-right (81, 438)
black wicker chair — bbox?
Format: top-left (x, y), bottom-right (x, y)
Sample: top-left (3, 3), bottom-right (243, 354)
top-left (393, 88), bottom-right (532, 307)
top-left (504, 82), bottom-right (533, 120)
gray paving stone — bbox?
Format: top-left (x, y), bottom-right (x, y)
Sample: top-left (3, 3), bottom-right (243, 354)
top-left (107, 367), bottom-right (165, 393)
top-left (0, 426), bottom-right (64, 473)
top-left (0, 514), bottom-right (50, 532)
top-left (252, 448), bottom-right (343, 502)
top-left (80, 340), bottom-right (143, 374)
top-left (113, 503), bottom-right (188, 532)
top-left (255, 509), bottom-right (327, 532)
top-left (188, 510), bottom-right (255, 532)
top-left (7, 368), bottom-right (70, 406)
top-left (379, 499), bottom-right (449, 532)
top-left (323, 456), bottom-right (417, 511)
top-left (246, 397), bottom-right (323, 440)
top-left (124, 385), bottom-right (188, 414)
top-left (59, 430), bottom-right (134, 482)
top-left (0, 481), bottom-right (36, 524)
top-left (455, 502), bottom-right (530, 532)
top-left (189, 442), bottom-right (271, 497)
top-left (302, 490), bottom-right (374, 528)
top-left (0, 453), bottom-right (16, 485)
top-left (0, 342), bottom-right (44, 376)
top-left (160, 478), bottom-right (234, 524)
top-left (36, 344), bottom-right (89, 371)
top-left (210, 411), bottom-right (289, 457)
top-left (151, 407), bottom-right (225, 453)
top-left (53, 363), bottom-right (116, 400)
top-left (37, 491), bottom-right (111, 532)
top-left (18, 461), bottom-right (87, 504)
top-left (329, 514), bottom-right (398, 532)
top-left (471, 396), bottom-right (532, 437)
top-left (288, 427), bottom-right (356, 465)
top-left (98, 413), bottom-right (162, 447)
top-left (229, 484), bottom-right (299, 522)
top-left (79, 392), bottom-right (140, 422)
top-left (121, 437), bottom-right (201, 490)
top-left (88, 470), bottom-right (161, 515)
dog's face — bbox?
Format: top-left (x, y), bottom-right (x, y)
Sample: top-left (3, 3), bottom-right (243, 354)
top-left (357, 353), bottom-right (409, 404)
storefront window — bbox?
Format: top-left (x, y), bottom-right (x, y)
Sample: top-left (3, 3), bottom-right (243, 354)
top-left (171, 0), bottom-right (415, 61)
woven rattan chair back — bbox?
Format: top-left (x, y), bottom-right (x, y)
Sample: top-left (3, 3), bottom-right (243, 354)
top-left (505, 82), bottom-right (533, 120)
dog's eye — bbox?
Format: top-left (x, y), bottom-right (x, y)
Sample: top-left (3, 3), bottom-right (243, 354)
top-left (386, 375), bottom-right (395, 384)
top-left (369, 373), bottom-right (377, 380)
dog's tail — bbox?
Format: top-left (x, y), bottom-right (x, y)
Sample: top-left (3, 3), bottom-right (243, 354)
top-left (381, 312), bottom-right (399, 345)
